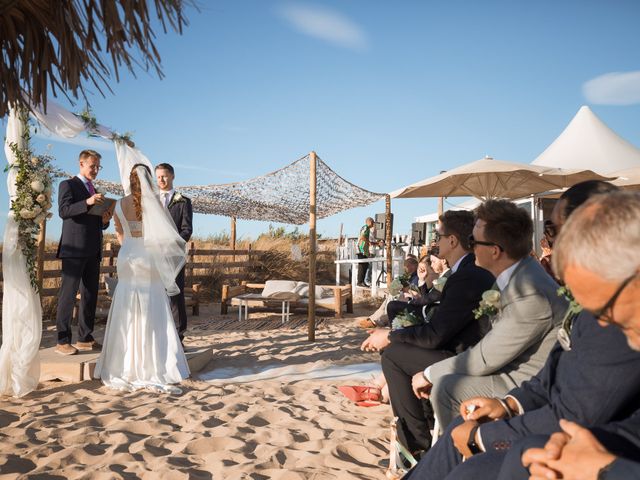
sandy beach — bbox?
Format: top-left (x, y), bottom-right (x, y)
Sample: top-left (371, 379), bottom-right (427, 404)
top-left (0, 303), bottom-right (392, 479)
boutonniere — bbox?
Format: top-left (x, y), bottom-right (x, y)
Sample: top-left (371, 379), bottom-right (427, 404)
top-left (556, 286), bottom-right (582, 351)
top-left (473, 289), bottom-right (501, 319)
top-left (168, 192), bottom-right (186, 207)
top-left (391, 309), bottom-right (423, 330)
top-left (432, 276), bottom-right (447, 292)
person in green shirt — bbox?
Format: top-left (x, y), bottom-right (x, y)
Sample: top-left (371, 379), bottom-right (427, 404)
top-left (357, 217), bottom-right (375, 286)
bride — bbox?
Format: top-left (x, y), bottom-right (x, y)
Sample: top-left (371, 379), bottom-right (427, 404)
top-left (94, 164), bottom-right (190, 393)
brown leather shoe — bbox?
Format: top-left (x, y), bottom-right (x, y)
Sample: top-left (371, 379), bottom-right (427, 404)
top-left (55, 344), bottom-right (78, 356)
top-left (357, 318), bottom-right (376, 329)
top-left (74, 340), bottom-right (102, 352)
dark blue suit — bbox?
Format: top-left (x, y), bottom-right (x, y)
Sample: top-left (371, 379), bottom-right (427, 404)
top-left (404, 312), bottom-right (640, 479)
top-left (166, 193), bottom-right (193, 340)
top-left (382, 254), bottom-right (495, 452)
top-left (55, 176), bottom-right (107, 345)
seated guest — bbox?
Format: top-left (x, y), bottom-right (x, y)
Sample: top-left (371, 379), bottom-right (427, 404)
top-left (359, 256), bottom-right (421, 328)
top-left (498, 190), bottom-right (640, 480)
top-left (404, 187), bottom-right (640, 480)
top-left (361, 210), bottom-right (495, 454)
top-left (539, 180), bottom-right (619, 282)
top-left (411, 200), bottom-right (567, 429)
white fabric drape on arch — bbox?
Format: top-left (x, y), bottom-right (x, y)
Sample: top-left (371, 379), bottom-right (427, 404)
top-left (0, 99), bottom-right (160, 397)
top-left (0, 109), bottom-right (43, 397)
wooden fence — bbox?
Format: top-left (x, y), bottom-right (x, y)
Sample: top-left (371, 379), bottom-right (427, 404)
top-left (1, 242), bottom-right (270, 303)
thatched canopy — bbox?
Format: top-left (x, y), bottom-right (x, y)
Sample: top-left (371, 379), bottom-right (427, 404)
top-left (0, 0), bottom-right (191, 118)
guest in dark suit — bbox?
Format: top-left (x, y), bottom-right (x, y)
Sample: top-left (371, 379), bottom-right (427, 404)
top-left (361, 210), bottom-right (495, 454)
top-left (511, 190), bottom-right (640, 480)
top-left (403, 312), bottom-right (640, 479)
top-left (155, 163), bottom-right (193, 342)
top-left (55, 150), bottom-right (111, 355)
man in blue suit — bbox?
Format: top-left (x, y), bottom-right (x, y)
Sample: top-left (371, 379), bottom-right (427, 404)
top-left (508, 191), bottom-right (640, 480)
top-left (55, 150), bottom-right (111, 355)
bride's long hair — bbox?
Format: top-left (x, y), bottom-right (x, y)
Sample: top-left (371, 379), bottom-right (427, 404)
top-left (129, 163), bottom-right (152, 221)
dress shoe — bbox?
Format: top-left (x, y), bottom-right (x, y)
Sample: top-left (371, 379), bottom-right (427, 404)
top-left (74, 340), bottom-right (102, 352)
top-left (55, 344), bottom-right (78, 356)
top-left (357, 318), bottom-right (376, 329)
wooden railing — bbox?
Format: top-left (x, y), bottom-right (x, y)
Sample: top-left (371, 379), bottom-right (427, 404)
top-left (0, 242), bottom-right (270, 302)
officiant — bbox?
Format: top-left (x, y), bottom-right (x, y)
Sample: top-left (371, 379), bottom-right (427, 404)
top-left (55, 150), bottom-right (112, 356)
top-left (155, 163), bottom-right (193, 342)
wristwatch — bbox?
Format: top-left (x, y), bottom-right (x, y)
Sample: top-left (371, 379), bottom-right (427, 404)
top-left (467, 425), bottom-right (482, 455)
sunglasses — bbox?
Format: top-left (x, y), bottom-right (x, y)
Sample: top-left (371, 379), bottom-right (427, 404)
top-left (584, 272), bottom-right (638, 324)
top-left (434, 232), bottom-right (452, 242)
top-left (468, 234), bottom-right (504, 251)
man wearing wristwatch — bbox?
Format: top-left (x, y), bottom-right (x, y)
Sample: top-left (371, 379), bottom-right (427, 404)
top-left (404, 191), bottom-right (640, 480)
top-left (360, 210), bottom-right (494, 455)
top-left (501, 191), bottom-right (640, 480)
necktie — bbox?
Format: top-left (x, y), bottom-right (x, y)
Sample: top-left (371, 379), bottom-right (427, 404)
top-left (164, 192), bottom-right (171, 207)
top-left (87, 181), bottom-right (96, 195)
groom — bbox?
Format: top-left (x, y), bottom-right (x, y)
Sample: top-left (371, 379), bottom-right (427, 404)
top-left (55, 150), bottom-right (111, 355)
top-left (155, 163), bottom-right (193, 342)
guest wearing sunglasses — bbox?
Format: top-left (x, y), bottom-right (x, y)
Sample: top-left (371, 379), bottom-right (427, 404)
top-left (411, 199), bottom-right (567, 432)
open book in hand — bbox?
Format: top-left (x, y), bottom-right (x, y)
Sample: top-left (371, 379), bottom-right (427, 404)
top-left (87, 197), bottom-right (116, 216)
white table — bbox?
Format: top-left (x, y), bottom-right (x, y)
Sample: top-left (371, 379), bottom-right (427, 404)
top-left (235, 293), bottom-right (292, 324)
top-left (334, 257), bottom-right (388, 297)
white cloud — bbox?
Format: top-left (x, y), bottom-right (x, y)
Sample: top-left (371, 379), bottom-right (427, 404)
top-left (277, 3), bottom-right (368, 52)
top-left (583, 71), bottom-right (640, 105)
top-left (34, 130), bottom-right (115, 150)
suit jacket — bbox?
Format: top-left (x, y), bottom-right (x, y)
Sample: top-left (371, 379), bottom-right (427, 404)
top-left (390, 254), bottom-right (495, 354)
top-left (56, 176), bottom-right (105, 258)
top-left (592, 408), bottom-right (640, 478)
top-left (479, 311), bottom-right (640, 450)
top-left (428, 256), bottom-right (567, 386)
top-left (167, 192), bottom-right (193, 242)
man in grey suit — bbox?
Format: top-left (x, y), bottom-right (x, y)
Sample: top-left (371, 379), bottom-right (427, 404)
top-left (411, 199), bottom-right (567, 428)
top-left (156, 163), bottom-right (193, 342)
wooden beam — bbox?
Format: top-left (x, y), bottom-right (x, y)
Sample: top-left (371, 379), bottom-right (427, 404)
top-left (308, 151), bottom-right (317, 342)
top-left (36, 217), bottom-right (47, 292)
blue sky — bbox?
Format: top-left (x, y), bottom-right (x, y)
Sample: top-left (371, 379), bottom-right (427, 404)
top-left (3, 0), bottom-right (640, 242)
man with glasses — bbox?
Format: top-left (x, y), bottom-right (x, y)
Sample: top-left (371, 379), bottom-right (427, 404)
top-left (508, 190), bottom-right (640, 480)
top-left (55, 150), bottom-right (111, 355)
top-left (404, 188), bottom-right (640, 480)
top-left (411, 200), bottom-right (567, 430)
top-left (360, 210), bottom-right (494, 455)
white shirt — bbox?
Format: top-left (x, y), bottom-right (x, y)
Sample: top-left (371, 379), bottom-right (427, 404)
top-left (495, 259), bottom-right (522, 291)
top-left (160, 189), bottom-right (174, 208)
top-left (77, 174), bottom-right (93, 193)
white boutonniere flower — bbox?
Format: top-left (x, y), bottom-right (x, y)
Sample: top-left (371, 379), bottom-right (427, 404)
top-left (473, 289), bottom-right (501, 319)
top-left (432, 276), bottom-right (448, 292)
top-left (168, 192), bottom-right (186, 207)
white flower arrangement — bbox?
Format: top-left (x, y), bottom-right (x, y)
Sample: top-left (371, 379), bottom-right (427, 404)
top-left (473, 289), bottom-right (501, 319)
top-left (432, 276), bottom-right (448, 292)
top-left (6, 109), bottom-right (56, 292)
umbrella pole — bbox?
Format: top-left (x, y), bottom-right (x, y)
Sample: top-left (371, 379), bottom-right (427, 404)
top-left (308, 151), bottom-right (317, 342)
top-left (385, 194), bottom-right (392, 283)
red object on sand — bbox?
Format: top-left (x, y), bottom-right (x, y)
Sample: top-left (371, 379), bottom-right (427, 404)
top-left (338, 385), bottom-right (382, 404)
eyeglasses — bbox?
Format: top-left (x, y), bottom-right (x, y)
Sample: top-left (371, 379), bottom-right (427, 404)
top-left (434, 232), bottom-right (452, 242)
top-left (82, 162), bottom-right (103, 171)
top-left (585, 272), bottom-right (638, 324)
top-left (468, 234), bottom-right (504, 251)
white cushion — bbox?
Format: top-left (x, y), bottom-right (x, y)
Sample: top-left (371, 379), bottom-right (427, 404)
top-left (261, 280), bottom-right (298, 298)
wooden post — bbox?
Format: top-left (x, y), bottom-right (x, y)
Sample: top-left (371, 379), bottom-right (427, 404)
top-left (308, 151), bottom-right (317, 342)
top-left (338, 222), bottom-right (343, 247)
top-left (230, 216), bottom-right (237, 251)
top-left (385, 194), bottom-right (392, 284)
top-left (36, 218), bottom-right (47, 293)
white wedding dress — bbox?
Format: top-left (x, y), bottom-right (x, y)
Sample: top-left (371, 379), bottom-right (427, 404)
top-left (94, 200), bottom-right (190, 393)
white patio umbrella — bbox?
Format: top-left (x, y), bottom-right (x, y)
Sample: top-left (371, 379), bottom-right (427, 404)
top-left (390, 156), bottom-right (613, 200)
top-left (610, 167), bottom-right (640, 190)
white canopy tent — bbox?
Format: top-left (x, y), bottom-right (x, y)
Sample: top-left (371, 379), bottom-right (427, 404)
top-left (532, 106), bottom-right (640, 173)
